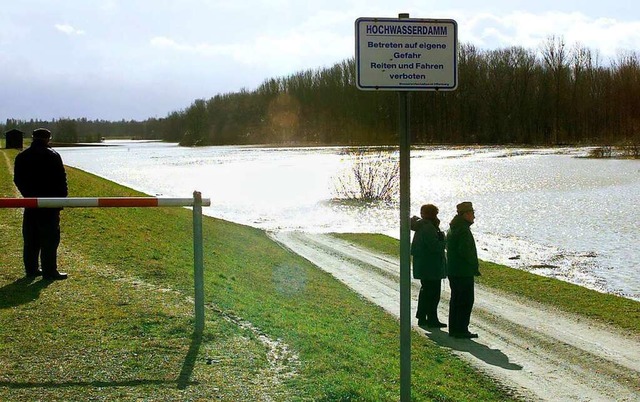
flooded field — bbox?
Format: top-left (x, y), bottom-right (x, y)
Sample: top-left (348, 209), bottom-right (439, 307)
top-left (57, 141), bottom-right (640, 300)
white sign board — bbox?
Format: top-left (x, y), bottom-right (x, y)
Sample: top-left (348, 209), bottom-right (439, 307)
top-left (355, 17), bottom-right (458, 91)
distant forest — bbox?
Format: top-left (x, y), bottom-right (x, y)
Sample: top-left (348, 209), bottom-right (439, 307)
top-left (4, 37), bottom-right (640, 146)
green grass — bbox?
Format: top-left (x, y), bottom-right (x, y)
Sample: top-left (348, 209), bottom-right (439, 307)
top-left (0, 149), bottom-right (515, 401)
top-left (333, 233), bottom-right (640, 335)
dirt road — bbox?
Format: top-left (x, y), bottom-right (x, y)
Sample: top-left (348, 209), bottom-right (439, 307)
top-left (269, 231), bottom-right (640, 401)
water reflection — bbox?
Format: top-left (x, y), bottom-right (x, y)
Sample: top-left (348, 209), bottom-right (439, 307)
top-left (56, 141), bottom-right (640, 301)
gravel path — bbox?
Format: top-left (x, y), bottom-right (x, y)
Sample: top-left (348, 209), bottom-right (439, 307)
top-left (269, 231), bottom-right (640, 401)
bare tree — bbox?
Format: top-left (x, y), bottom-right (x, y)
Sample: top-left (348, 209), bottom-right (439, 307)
top-left (541, 35), bottom-right (570, 143)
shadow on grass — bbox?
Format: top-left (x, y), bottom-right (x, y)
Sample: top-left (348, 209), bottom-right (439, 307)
top-left (0, 277), bottom-right (51, 309)
top-left (176, 331), bottom-right (202, 390)
top-left (0, 329), bottom-right (203, 391)
top-left (424, 328), bottom-right (523, 370)
top-left (0, 378), bottom-right (196, 389)
top-left (1, 275), bottom-right (203, 391)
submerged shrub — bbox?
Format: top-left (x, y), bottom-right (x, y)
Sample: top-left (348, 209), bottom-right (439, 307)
top-left (333, 148), bottom-right (399, 203)
top-left (588, 146), bottom-right (612, 158)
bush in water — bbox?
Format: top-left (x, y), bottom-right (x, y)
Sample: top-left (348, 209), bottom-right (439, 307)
top-left (333, 148), bottom-right (399, 203)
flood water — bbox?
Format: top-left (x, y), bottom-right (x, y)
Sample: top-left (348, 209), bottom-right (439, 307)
top-left (56, 141), bottom-right (640, 301)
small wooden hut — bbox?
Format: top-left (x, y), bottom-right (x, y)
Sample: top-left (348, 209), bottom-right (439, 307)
top-left (5, 128), bottom-right (24, 149)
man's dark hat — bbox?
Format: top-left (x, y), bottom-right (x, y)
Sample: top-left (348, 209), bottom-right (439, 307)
top-left (32, 128), bottom-right (51, 139)
top-left (456, 201), bottom-right (474, 214)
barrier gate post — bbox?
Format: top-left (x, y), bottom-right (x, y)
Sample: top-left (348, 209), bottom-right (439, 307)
top-left (192, 191), bottom-right (205, 333)
top-left (0, 194), bottom-right (211, 333)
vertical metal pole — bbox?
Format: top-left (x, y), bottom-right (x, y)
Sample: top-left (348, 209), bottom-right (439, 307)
top-left (398, 12), bottom-right (412, 399)
top-left (193, 191), bottom-right (205, 333)
top-left (399, 91), bottom-right (411, 401)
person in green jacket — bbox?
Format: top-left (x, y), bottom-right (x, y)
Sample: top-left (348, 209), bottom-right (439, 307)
top-left (411, 204), bottom-right (447, 328)
top-left (446, 201), bottom-right (480, 339)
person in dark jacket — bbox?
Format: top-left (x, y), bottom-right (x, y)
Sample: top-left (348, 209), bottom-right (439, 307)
top-left (446, 201), bottom-right (480, 338)
top-left (411, 204), bottom-right (447, 328)
top-left (14, 128), bottom-right (68, 280)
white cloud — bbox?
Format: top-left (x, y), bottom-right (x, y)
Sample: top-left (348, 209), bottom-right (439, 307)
top-left (151, 29), bottom-right (351, 71)
top-left (149, 9), bottom-right (354, 74)
top-left (149, 8), bottom-right (640, 77)
top-left (100, 0), bottom-right (119, 12)
top-left (460, 11), bottom-right (640, 59)
top-left (150, 36), bottom-right (180, 49)
top-left (55, 24), bottom-right (85, 35)
top-left (150, 36), bottom-right (235, 55)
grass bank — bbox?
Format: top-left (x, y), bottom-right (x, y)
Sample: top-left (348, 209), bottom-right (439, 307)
top-left (0, 149), bottom-right (514, 401)
top-left (334, 234), bottom-right (640, 335)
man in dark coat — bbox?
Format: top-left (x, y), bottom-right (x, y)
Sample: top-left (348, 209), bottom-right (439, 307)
top-left (411, 204), bottom-right (447, 328)
top-left (14, 128), bottom-right (68, 280)
top-left (446, 201), bottom-right (480, 338)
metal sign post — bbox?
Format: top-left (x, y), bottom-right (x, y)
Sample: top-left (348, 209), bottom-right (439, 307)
top-left (398, 85), bottom-right (411, 402)
top-left (355, 13), bottom-right (458, 401)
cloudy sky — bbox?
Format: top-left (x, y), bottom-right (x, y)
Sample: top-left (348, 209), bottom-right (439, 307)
top-left (1, 0), bottom-right (639, 122)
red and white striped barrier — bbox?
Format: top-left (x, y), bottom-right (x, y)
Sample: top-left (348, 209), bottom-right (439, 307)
top-left (1, 192), bottom-right (210, 333)
top-left (0, 197), bottom-right (211, 208)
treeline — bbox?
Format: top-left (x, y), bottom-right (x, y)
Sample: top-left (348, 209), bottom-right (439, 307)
top-left (163, 37), bottom-right (640, 146)
top-left (4, 37), bottom-right (640, 146)
top-left (2, 118), bottom-right (161, 143)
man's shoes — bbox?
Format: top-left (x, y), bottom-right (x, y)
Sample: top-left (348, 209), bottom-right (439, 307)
top-left (43, 272), bottom-right (68, 281)
top-left (418, 318), bottom-right (447, 328)
top-left (449, 331), bottom-right (478, 339)
top-left (25, 269), bottom-right (43, 278)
